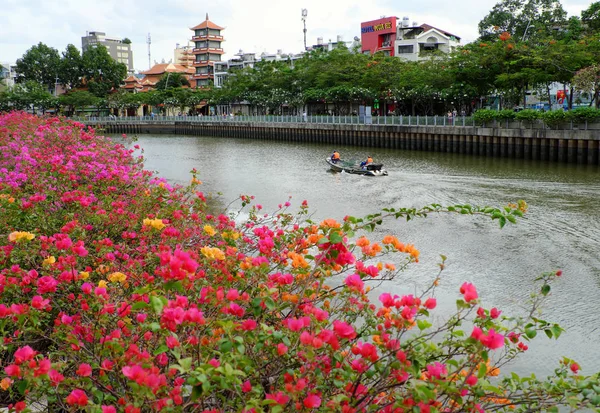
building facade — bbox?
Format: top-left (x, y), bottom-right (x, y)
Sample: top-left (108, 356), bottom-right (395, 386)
top-left (82, 31), bottom-right (134, 72)
top-left (190, 14), bottom-right (225, 88)
top-left (174, 43), bottom-right (195, 67)
top-left (0, 62), bottom-right (17, 88)
top-left (361, 16), bottom-right (460, 60)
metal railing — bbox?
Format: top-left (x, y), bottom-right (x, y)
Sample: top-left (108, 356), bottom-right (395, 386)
top-left (72, 115), bottom-right (600, 130)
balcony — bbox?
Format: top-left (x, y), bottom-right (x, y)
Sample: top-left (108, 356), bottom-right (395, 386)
top-left (192, 47), bottom-right (224, 54)
top-left (192, 73), bottom-right (213, 80)
top-left (192, 35), bottom-right (224, 41)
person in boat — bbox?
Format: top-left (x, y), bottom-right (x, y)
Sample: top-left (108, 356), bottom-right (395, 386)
top-left (360, 156), bottom-right (373, 169)
top-left (330, 150), bottom-right (341, 164)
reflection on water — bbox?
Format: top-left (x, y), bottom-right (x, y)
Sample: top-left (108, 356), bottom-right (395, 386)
top-left (120, 134), bottom-right (600, 376)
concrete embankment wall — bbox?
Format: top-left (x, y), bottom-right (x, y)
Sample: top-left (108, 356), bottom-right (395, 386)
top-left (95, 122), bottom-right (600, 165)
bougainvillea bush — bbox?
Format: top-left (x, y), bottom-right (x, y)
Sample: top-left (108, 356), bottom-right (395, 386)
top-left (0, 112), bottom-right (598, 412)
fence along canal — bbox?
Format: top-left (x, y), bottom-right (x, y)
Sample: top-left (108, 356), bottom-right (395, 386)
top-left (82, 117), bottom-right (600, 165)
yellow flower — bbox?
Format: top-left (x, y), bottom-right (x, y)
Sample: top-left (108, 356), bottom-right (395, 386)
top-left (191, 177), bottom-right (202, 185)
top-left (8, 231), bottom-right (35, 243)
top-left (80, 271), bottom-right (90, 280)
top-left (143, 218), bottom-right (165, 230)
top-left (98, 280), bottom-right (108, 288)
top-left (108, 272), bottom-right (127, 283)
top-left (43, 256), bottom-right (56, 265)
top-left (201, 246), bottom-right (225, 261)
top-left (203, 225), bottom-right (216, 237)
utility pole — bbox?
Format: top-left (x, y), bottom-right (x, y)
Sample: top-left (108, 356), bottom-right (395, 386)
top-left (147, 33), bottom-right (152, 70)
top-left (301, 9), bottom-right (308, 51)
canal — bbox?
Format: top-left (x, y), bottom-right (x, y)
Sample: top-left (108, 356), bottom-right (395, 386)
top-left (125, 134), bottom-right (600, 377)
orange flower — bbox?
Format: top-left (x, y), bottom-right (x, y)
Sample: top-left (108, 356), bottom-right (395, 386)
top-left (499, 31), bottom-right (511, 41)
top-left (384, 263), bottom-right (396, 271)
top-left (356, 236), bottom-right (370, 247)
top-left (320, 218), bottom-right (340, 229)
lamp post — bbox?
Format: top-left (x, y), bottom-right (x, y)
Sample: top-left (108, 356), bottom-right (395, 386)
top-left (301, 9), bottom-right (308, 51)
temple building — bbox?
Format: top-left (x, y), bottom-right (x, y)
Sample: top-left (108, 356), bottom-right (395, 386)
top-left (190, 14), bottom-right (225, 88)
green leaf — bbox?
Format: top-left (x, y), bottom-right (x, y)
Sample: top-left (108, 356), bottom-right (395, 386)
top-left (506, 214), bottom-right (517, 224)
top-left (329, 231), bottom-right (343, 244)
top-left (525, 328), bottom-right (537, 339)
top-left (220, 340), bottom-right (233, 353)
top-left (16, 380), bottom-right (28, 395)
top-left (190, 385), bottom-right (202, 401)
top-left (131, 301), bottom-right (150, 311)
top-left (165, 280), bottom-right (184, 292)
top-left (417, 319), bottom-right (432, 331)
top-left (150, 296), bottom-right (164, 315)
top-left (544, 329), bottom-right (553, 339)
top-left (153, 344), bottom-right (169, 355)
top-left (541, 284), bottom-right (551, 296)
top-left (179, 357), bottom-right (192, 371)
top-left (264, 297), bottom-right (276, 310)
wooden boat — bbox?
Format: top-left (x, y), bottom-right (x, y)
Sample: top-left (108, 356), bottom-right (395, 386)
top-left (326, 158), bottom-right (388, 176)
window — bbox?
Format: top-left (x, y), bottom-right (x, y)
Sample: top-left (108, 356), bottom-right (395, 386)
top-left (397, 45), bottom-right (414, 54)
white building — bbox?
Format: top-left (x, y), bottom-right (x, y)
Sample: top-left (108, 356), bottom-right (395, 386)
top-left (82, 31), bottom-right (134, 72)
top-left (0, 62), bottom-right (17, 88)
top-left (395, 20), bottom-right (461, 61)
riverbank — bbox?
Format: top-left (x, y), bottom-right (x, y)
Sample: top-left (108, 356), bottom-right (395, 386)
top-left (88, 120), bottom-right (600, 165)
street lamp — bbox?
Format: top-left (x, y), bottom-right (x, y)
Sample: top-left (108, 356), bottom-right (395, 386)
top-left (301, 9), bottom-right (308, 51)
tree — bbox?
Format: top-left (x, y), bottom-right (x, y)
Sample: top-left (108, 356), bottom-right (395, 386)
top-left (15, 42), bottom-right (61, 89)
top-left (478, 0), bottom-right (567, 42)
top-left (155, 72), bottom-right (191, 90)
top-left (81, 44), bottom-right (127, 97)
top-left (122, 38), bottom-right (132, 44)
top-left (59, 44), bottom-right (83, 90)
top-left (572, 65), bottom-right (600, 108)
top-left (58, 90), bottom-right (99, 115)
top-left (582, 1), bottom-right (600, 32)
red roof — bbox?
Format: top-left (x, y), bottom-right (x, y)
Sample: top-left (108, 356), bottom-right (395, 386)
top-left (141, 63), bottom-right (195, 76)
top-left (191, 13), bottom-right (224, 31)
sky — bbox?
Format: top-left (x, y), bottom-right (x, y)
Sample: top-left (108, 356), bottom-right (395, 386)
top-left (0, 0), bottom-right (592, 72)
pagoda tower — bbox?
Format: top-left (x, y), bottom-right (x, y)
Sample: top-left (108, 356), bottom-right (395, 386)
top-left (190, 14), bottom-right (225, 88)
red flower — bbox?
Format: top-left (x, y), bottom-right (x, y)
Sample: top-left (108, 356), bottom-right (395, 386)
top-left (424, 298), bottom-right (436, 309)
top-left (66, 389), bottom-right (88, 406)
top-left (333, 320), bottom-right (356, 339)
top-left (14, 346), bottom-right (36, 364)
top-left (460, 282), bottom-right (478, 302)
top-left (241, 380), bottom-right (252, 393)
top-left (490, 307), bottom-right (501, 319)
top-left (303, 394), bottom-right (322, 409)
top-left (5, 364), bottom-right (21, 378)
top-left (570, 362), bottom-right (580, 373)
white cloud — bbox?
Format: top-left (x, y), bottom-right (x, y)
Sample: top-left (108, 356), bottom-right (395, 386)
top-left (0, 0), bottom-right (589, 72)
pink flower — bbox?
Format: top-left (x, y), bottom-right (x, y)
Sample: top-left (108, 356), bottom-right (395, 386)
top-left (37, 276), bottom-right (58, 294)
top-left (333, 320), bottom-right (356, 339)
top-left (5, 364), bottom-right (21, 377)
top-left (166, 336), bottom-right (180, 349)
top-left (102, 406), bottom-right (117, 413)
top-left (277, 343), bottom-right (288, 355)
top-left (460, 282), bottom-right (478, 302)
top-left (470, 326), bottom-right (483, 340)
top-left (49, 369), bottom-right (64, 385)
top-left (303, 394), bottom-right (322, 409)
top-left (265, 392), bottom-right (290, 405)
top-left (31, 295), bottom-right (50, 309)
top-left (490, 307), bottom-right (501, 319)
top-left (66, 389), bottom-right (88, 406)
top-left (480, 329), bottom-right (505, 350)
top-left (466, 375), bottom-right (478, 386)
top-left (344, 274), bottom-right (364, 292)
top-left (241, 380), bottom-right (252, 393)
top-left (76, 363), bottom-right (92, 377)
top-left (14, 346), bottom-right (36, 364)
top-left (426, 362), bottom-right (447, 379)
top-left (379, 293), bottom-right (395, 307)
top-left (208, 358), bottom-right (220, 368)
top-left (81, 283), bottom-right (92, 294)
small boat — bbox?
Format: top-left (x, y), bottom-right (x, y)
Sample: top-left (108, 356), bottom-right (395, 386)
top-left (326, 158), bottom-right (388, 176)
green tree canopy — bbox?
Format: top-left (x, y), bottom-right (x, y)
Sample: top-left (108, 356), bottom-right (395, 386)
top-left (15, 42), bottom-right (61, 89)
top-left (59, 44), bottom-right (83, 90)
top-left (81, 44), bottom-right (127, 97)
top-left (478, 0), bottom-right (567, 42)
top-left (155, 72), bottom-right (191, 90)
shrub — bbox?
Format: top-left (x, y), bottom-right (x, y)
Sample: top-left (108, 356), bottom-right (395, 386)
top-left (541, 110), bottom-right (568, 128)
top-left (566, 107), bottom-right (600, 124)
top-left (0, 112), bottom-right (598, 412)
top-left (472, 109), bottom-right (497, 125)
top-left (496, 109), bottom-right (516, 121)
top-left (515, 109), bottom-right (541, 122)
